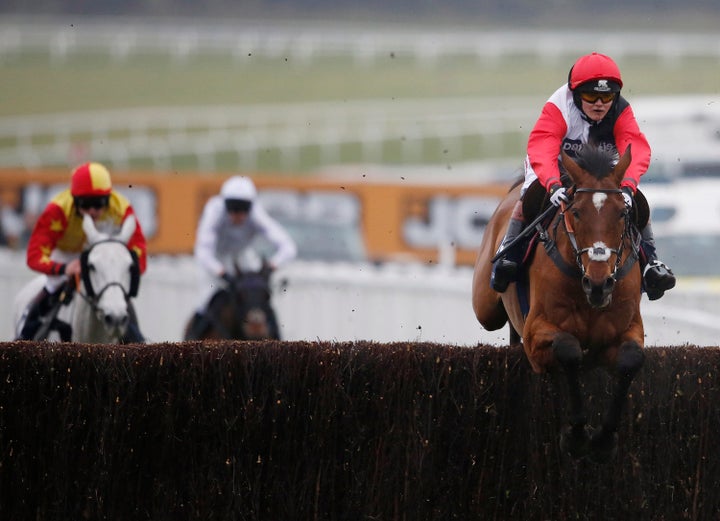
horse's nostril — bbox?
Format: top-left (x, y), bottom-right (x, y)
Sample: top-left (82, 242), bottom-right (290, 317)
top-left (604, 277), bottom-right (615, 291)
top-left (582, 276), bottom-right (592, 293)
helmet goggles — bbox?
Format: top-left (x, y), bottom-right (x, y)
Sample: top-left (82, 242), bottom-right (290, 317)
top-left (75, 195), bottom-right (110, 210)
top-left (225, 198), bottom-right (252, 213)
top-left (579, 91), bottom-right (616, 104)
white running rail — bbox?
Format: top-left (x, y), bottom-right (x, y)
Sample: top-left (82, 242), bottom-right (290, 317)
top-left (1, 250), bottom-right (719, 347)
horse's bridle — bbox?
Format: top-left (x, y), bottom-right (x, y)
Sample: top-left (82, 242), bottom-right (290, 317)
top-left (76, 239), bottom-right (135, 309)
top-left (539, 187), bottom-right (640, 282)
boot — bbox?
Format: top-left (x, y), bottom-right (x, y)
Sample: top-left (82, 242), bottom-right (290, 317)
top-left (18, 287), bottom-right (59, 340)
top-left (490, 201), bottom-right (526, 293)
top-left (640, 222), bottom-right (676, 301)
top-left (185, 311), bottom-right (211, 341)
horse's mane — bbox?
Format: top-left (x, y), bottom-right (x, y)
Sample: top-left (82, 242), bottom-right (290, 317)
top-left (574, 145), bottom-right (618, 180)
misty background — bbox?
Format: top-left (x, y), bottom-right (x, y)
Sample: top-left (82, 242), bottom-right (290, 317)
top-left (1, 0), bottom-right (719, 29)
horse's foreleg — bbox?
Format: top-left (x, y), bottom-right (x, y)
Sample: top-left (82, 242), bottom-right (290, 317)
top-left (554, 332), bottom-right (585, 426)
top-left (591, 340), bottom-right (644, 462)
top-left (552, 332), bottom-right (592, 458)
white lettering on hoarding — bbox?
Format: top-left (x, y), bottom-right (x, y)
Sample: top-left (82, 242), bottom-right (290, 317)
top-left (402, 196), bottom-right (500, 249)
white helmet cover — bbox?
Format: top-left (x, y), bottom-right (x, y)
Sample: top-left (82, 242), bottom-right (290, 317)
top-left (220, 176), bottom-right (257, 201)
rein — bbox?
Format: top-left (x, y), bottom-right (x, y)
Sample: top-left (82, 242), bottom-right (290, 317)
top-left (538, 187), bottom-right (639, 282)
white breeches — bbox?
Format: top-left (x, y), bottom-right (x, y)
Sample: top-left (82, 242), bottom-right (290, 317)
top-left (521, 156), bottom-right (537, 197)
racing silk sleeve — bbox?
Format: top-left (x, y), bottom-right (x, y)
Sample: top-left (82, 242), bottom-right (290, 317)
top-left (613, 105), bottom-right (651, 192)
top-left (526, 100), bottom-right (568, 190)
top-left (26, 195), bottom-right (71, 275)
top-left (251, 204), bottom-right (297, 268)
top-left (194, 197), bottom-right (226, 277)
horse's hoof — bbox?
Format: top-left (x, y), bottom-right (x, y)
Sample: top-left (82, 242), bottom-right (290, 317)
top-left (560, 424), bottom-right (592, 460)
top-left (589, 429), bottom-right (618, 464)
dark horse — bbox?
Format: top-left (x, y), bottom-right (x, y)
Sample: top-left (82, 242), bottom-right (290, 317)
top-left (183, 266), bottom-right (280, 341)
top-left (472, 146), bottom-right (644, 462)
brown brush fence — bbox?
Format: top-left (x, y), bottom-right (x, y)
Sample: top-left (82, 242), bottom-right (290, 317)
top-left (0, 340), bottom-right (719, 520)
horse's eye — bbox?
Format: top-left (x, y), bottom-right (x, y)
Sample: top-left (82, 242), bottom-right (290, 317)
top-left (88, 264), bottom-right (96, 272)
top-left (571, 209), bottom-right (580, 220)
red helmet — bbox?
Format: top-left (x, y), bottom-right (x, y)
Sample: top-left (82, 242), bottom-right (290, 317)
top-left (568, 52), bottom-right (623, 92)
top-left (71, 162), bottom-right (112, 197)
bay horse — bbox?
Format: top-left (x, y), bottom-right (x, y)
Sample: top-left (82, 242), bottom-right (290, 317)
top-left (183, 265), bottom-right (280, 341)
top-left (13, 214), bottom-right (142, 344)
top-left (472, 146), bottom-right (644, 462)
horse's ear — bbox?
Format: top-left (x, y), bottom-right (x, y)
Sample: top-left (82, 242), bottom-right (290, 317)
top-left (82, 214), bottom-right (102, 244)
top-left (560, 150), bottom-right (586, 185)
top-left (118, 215), bottom-right (137, 244)
top-left (612, 145), bottom-right (632, 186)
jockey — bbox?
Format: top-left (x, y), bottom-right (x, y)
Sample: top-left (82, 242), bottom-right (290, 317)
top-left (490, 52), bottom-right (676, 300)
top-left (185, 175), bottom-right (297, 340)
top-left (17, 162), bottom-right (147, 341)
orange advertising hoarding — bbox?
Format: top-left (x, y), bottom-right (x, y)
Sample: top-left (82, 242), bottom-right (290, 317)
top-left (0, 168), bottom-right (510, 265)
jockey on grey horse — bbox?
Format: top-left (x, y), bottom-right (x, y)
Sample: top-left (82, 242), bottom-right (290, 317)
top-left (15, 162), bottom-right (147, 343)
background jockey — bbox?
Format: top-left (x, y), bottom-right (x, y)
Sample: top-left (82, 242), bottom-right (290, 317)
top-left (17, 162), bottom-right (147, 341)
top-left (185, 175), bottom-right (297, 340)
top-left (490, 52), bottom-right (675, 301)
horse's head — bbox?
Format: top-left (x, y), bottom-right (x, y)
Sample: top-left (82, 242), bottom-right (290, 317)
top-left (226, 268), bottom-right (274, 340)
top-left (561, 145), bottom-right (633, 308)
top-left (78, 214), bottom-right (140, 340)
